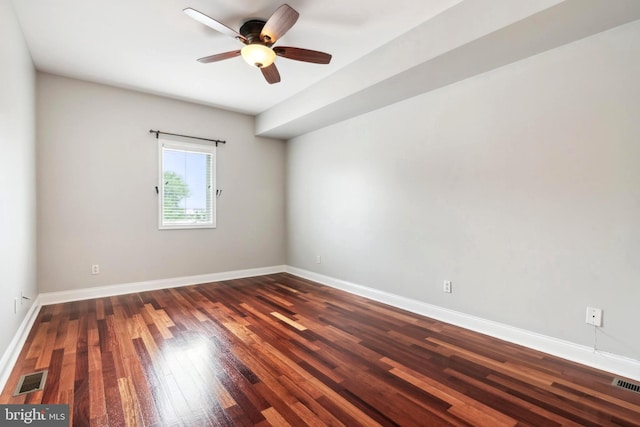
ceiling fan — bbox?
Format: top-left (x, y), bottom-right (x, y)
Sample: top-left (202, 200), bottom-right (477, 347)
top-left (184, 4), bottom-right (332, 84)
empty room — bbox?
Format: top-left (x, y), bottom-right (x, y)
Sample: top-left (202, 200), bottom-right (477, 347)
top-left (1, 0), bottom-right (639, 425)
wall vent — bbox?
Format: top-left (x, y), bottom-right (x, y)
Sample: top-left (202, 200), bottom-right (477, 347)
top-left (13, 370), bottom-right (48, 396)
top-left (612, 377), bottom-right (640, 394)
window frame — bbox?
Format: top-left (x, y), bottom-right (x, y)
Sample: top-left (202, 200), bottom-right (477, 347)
top-left (158, 138), bottom-right (216, 230)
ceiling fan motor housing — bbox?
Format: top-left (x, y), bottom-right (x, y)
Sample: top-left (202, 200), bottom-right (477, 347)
top-left (239, 20), bottom-right (275, 68)
top-left (239, 20), bottom-right (269, 44)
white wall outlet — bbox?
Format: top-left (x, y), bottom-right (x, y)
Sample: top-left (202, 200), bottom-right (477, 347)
top-left (316, 255), bottom-right (321, 264)
top-left (14, 297), bottom-right (18, 314)
top-left (586, 306), bottom-right (603, 327)
top-left (91, 264), bottom-right (100, 275)
top-left (443, 280), bottom-right (452, 293)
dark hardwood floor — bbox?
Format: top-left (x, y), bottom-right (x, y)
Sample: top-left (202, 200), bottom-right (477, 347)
top-left (2, 273), bottom-right (639, 426)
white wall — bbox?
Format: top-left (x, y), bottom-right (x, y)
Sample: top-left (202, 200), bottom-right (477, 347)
top-left (37, 74), bottom-right (286, 292)
top-left (287, 20), bottom-right (640, 361)
top-left (0, 0), bottom-right (37, 355)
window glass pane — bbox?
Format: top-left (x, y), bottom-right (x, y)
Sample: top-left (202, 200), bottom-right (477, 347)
top-left (159, 140), bottom-right (215, 229)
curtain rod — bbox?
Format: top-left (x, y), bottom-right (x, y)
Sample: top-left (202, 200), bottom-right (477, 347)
top-left (149, 129), bottom-right (226, 146)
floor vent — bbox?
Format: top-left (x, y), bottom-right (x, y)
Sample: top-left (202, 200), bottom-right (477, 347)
top-left (612, 377), bottom-right (640, 394)
top-left (13, 370), bottom-right (48, 396)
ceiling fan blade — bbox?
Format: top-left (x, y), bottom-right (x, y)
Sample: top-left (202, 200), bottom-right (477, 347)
top-left (197, 50), bottom-right (241, 63)
top-left (260, 4), bottom-right (299, 44)
top-left (273, 47), bottom-right (332, 64)
top-left (183, 8), bottom-right (247, 43)
top-left (260, 63), bottom-right (281, 84)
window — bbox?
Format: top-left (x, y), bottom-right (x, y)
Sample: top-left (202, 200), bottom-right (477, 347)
top-left (158, 138), bottom-right (216, 229)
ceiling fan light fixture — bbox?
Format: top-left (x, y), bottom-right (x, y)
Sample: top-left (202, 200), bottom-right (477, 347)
top-left (241, 44), bottom-right (276, 68)
top-left (185, 5), bottom-right (331, 83)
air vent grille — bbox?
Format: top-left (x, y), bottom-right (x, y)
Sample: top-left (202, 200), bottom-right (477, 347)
top-left (13, 370), bottom-right (48, 396)
top-left (612, 377), bottom-right (640, 394)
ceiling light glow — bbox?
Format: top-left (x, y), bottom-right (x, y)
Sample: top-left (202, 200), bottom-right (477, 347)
top-left (241, 44), bottom-right (276, 68)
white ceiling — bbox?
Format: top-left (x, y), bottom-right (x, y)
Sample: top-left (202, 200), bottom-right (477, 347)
top-left (10, 0), bottom-right (640, 139)
top-left (10, 0), bottom-right (460, 114)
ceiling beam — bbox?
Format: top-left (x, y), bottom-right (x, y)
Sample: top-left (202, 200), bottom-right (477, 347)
top-left (255, 0), bottom-right (640, 139)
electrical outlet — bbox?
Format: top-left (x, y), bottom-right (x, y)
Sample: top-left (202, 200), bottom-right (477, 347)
top-left (443, 280), bottom-right (452, 293)
top-left (316, 255), bottom-right (321, 264)
top-left (14, 297), bottom-right (18, 314)
top-left (91, 264), bottom-right (100, 275)
top-left (586, 306), bottom-right (602, 327)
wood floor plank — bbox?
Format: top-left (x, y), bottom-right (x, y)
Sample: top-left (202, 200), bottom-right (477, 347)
top-left (445, 368), bottom-right (582, 426)
top-left (260, 406), bottom-right (291, 427)
top-left (2, 273), bottom-right (639, 426)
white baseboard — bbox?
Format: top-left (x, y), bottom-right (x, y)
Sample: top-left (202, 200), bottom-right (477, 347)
top-left (0, 297), bottom-right (42, 394)
top-left (285, 266), bottom-right (640, 382)
top-left (38, 265), bottom-right (286, 305)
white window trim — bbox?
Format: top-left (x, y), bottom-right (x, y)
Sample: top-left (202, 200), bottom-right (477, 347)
top-left (158, 138), bottom-right (216, 230)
